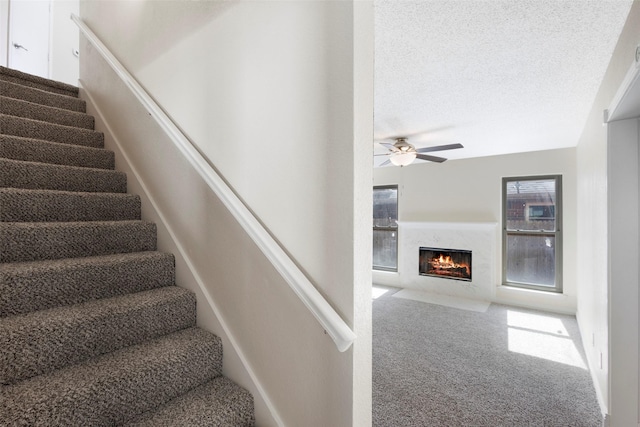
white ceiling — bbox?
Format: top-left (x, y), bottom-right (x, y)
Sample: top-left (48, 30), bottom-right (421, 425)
top-left (374, 0), bottom-right (634, 166)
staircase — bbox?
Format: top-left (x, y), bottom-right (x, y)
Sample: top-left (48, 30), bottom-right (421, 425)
top-left (0, 66), bottom-right (255, 426)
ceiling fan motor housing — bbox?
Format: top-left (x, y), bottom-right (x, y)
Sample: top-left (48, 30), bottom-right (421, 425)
top-left (394, 138), bottom-right (415, 153)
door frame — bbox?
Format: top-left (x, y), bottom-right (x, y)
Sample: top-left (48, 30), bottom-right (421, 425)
top-left (0, 0), bottom-right (9, 66)
top-left (605, 57), bottom-right (640, 427)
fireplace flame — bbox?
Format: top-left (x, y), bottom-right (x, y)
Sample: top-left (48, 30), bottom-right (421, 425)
top-left (431, 255), bottom-right (470, 276)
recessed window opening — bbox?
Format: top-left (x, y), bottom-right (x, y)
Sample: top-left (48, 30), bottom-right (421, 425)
top-left (373, 185), bottom-right (398, 271)
top-left (502, 176), bottom-right (562, 292)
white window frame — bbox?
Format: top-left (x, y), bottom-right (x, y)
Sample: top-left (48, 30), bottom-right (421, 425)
top-left (502, 175), bottom-right (563, 293)
top-left (373, 185), bottom-right (398, 272)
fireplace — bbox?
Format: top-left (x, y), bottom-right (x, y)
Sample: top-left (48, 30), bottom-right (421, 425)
top-left (419, 247), bottom-right (472, 281)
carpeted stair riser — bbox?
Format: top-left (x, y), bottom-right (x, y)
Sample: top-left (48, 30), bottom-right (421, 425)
top-left (0, 80), bottom-right (86, 112)
top-left (0, 252), bottom-right (176, 317)
top-left (0, 327), bottom-right (223, 426)
top-left (1, 67), bottom-right (255, 424)
top-left (1, 65), bottom-right (79, 97)
top-left (0, 188), bottom-right (140, 222)
top-left (125, 376), bottom-right (255, 427)
top-left (1, 114), bottom-right (103, 148)
top-left (0, 135), bottom-right (115, 169)
top-left (1, 158), bottom-right (126, 193)
top-left (0, 220), bottom-right (157, 263)
top-left (1, 286), bottom-right (196, 385)
top-left (1, 95), bottom-right (95, 129)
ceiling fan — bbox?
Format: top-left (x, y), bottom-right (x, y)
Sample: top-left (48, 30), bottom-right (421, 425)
top-left (375, 137), bottom-right (464, 167)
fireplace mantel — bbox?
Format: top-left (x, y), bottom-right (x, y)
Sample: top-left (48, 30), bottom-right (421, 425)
top-left (388, 221), bottom-right (499, 301)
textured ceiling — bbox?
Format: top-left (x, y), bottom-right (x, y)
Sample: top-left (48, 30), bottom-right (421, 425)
top-left (374, 0), bottom-right (634, 166)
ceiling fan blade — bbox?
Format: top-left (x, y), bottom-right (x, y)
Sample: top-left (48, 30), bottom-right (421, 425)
top-left (416, 154), bottom-right (447, 163)
top-left (379, 159), bottom-right (391, 167)
top-left (379, 142), bottom-right (400, 152)
top-left (374, 153), bottom-right (391, 156)
top-left (415, 143), bottom-right (464, 153)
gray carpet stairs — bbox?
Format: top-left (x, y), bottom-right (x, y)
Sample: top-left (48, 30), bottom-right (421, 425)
top-left (0, 66), bottom-right (254, 426)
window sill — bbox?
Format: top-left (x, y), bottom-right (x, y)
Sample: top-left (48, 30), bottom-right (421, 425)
top-left (373, 268), bottom-right (398, 274)
top-left (500, 284), bottom-right (563, 295)
top-left (495, 285), bottom-right (575, 315)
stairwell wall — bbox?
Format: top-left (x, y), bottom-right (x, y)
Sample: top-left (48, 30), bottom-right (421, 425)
top-left (79, 1), bottom-right (373, 426)
top-left (575, 2), bottom-right (640, 420)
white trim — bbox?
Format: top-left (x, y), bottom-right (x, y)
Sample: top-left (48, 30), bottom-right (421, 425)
top-left (605, 47), bottom-right (640, 123)
top-left (71, 14), bottom-right (355, 353)
top-left (607, 118), bottom-right (640, 426)
top-left (81, 83), bottom-right (285, 427)
top-left (46, 0), bottom-right (52, 79)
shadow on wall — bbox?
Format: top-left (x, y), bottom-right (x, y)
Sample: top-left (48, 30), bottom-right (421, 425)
top-left (84, 1), bottom-right (236, 71)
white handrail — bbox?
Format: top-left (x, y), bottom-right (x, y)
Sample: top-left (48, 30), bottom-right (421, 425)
top-left (71, 14), bottom-right (356, 352)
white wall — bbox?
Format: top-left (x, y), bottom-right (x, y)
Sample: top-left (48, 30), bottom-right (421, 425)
top-left (79, 1), bottom-right (373, 426)
top-left (373, 147), bottom-right (578, 314)
top-left (50, 0), bottom-right (79, 85)
top-left (352, 2), bottom-right (374, 424)
top-left (575, 2), bottom-right (640, 418)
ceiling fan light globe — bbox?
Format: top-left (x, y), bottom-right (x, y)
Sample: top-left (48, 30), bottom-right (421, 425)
top-left (390, 152), bottom-right (416, 166)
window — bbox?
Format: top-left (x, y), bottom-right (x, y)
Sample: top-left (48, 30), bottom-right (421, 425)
top-left (502, 176), bottom-right (562, 292)
top-left (373, 186), bottom-right (398, 271)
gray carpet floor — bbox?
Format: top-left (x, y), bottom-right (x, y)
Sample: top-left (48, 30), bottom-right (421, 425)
top-left (373, 288), bottom-right (602, 427)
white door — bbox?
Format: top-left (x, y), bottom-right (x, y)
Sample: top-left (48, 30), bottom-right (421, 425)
top-left (8, 0), bottom-right (50, 78)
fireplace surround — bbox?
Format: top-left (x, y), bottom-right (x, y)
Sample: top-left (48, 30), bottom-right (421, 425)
top-left (383, 221), bottom-right (498, 301)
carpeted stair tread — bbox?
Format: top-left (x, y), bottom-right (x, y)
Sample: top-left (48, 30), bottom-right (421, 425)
top-left (0, 251), bottom-right (175, 317)
top-left (0, 188), bottom-right (140, 222)
top-left (0, 114), bottom-right (103, 148)
top-left (0, 286), bottom-right (196, 385)
top-left (1, 95), bottom-right (94, 129)
top-left (125, 376), bottom-right (255, 427)
top-left (0, 134), bottom-right (115, 169)
top-left (1, 65), bottom-right (79, 97)
top-left (0, 158), bottom-right (126, 193)
top-left (0, 220), bottom-right (157, 263)
top-left (0, 79), bottom-right (86, 112)
top-left (0, 66), bottom-right (255, 425)
top-left (0, 327), bottom-right (223, 426)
